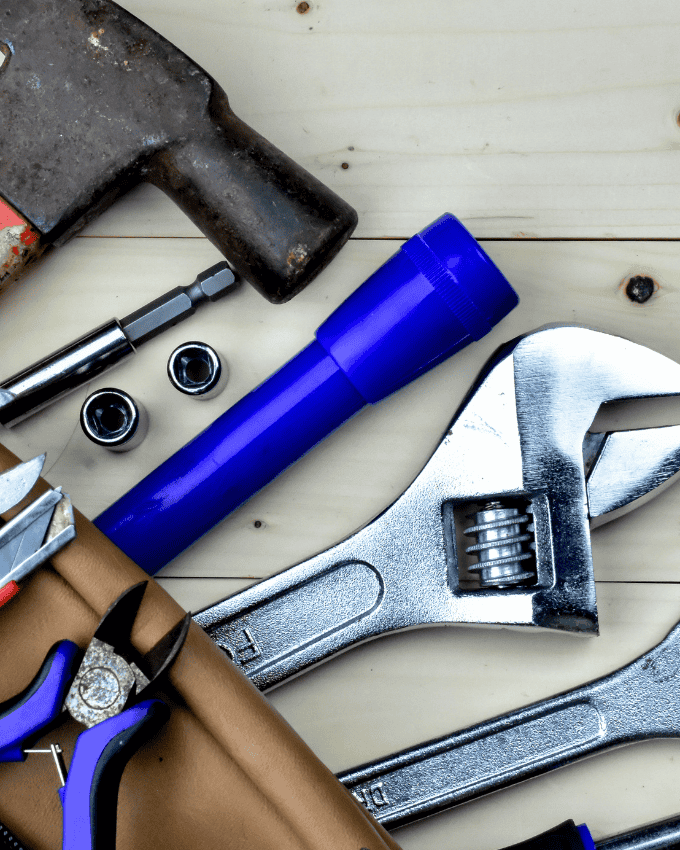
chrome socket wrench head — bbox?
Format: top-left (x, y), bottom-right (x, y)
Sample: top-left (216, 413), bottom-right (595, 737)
top-left (167, 342), bottom-right (227, 399)
top-left (80, 388), bottom-right (148, 452)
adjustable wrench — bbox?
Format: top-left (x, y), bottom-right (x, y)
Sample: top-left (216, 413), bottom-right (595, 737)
top-left (195, 325), bottom-right (680, 689)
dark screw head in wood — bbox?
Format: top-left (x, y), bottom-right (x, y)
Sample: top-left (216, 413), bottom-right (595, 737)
top-left (625, 275), bottom-right (656, 304)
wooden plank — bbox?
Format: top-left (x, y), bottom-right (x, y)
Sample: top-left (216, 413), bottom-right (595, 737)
top-left (155, 577), bottom-right (256, 612)
top-left (1, 235), bottom-right (680, 587)
top-left (71, 0), bottom-right (680, 239)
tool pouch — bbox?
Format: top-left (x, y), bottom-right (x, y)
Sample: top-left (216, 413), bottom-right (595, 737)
top-left (0, 443), bottom-right (401, 850)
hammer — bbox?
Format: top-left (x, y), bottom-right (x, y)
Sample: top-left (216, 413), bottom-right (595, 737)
top-left (0, 0), bottom-right (357, 303)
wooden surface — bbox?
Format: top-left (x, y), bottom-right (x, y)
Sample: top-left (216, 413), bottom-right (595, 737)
top-left (2, 2), bottom-right (680, 849)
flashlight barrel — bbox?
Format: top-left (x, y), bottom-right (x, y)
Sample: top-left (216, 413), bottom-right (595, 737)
top-left (95, 214), bottom-right (518, 574)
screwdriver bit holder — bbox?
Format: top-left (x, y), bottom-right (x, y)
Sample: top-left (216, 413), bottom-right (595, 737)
top-left (0, 263), bottom-right (239, 427)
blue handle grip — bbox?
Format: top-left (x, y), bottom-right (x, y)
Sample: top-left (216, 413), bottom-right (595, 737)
top-left (0, 641), bottom-right (80, 762)
top-left (60, 698), bottom-right (169, 850)
top-left (95, 213), bottom-right (518, 574)
top-left (497, 822), bottom-right (595, 850)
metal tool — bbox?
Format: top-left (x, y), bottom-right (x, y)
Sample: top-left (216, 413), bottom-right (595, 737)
top-left (0, 455), bottom-right (76, 606)
top-left (0, 263), bottom-right (239, 428)
top-left (0, 582), bottom-right (190, 850)
top-left (167, 342), bottom-right (227, 399)
top-left (194, 325), bottom-right (680, 689)
top-left (334, 609), bottom-right (680, 827)
top-left (0, 454), bottom-right (43, 514)
top-left (596, 813), bottom-right (680, 850)
top-left (0, 1), bottom-right (357, 299)
top-left (96, 213), bottom-right (519, 573)
top-left (80, 389), bottom-right (148, 452)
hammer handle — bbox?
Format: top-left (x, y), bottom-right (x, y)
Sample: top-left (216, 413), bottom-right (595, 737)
top-left (151, 94), bottom-right (357, 304)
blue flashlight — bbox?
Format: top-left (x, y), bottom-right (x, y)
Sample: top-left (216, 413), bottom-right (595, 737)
top-left (95, 214), bottom-right (518, 574)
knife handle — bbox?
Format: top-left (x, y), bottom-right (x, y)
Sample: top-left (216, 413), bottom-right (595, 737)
top-left (0, 580), bottom-right (19, 608)
top-left (0, 197), bottom-right (45, 290)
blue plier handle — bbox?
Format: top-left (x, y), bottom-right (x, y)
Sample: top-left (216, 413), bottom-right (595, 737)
top-left (60, 696), bottom-right (169, 850)
top-left (0, 583), bottom-right (190, 850)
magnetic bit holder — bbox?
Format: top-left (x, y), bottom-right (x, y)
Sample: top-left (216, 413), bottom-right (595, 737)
top-left (0, 262), bottom-right (239, 428)
top-left (96, 213), bottom-right (519, 574)
top-left (80, 388), bottom-right (148, 452)
top-left (167, 342), bottom-right (227, 399)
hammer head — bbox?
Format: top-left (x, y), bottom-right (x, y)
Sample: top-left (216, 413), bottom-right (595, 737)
top-left (0, 0), bottom-right (357, 302)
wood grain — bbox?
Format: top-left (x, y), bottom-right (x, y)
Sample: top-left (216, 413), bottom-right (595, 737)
top-left (72, 0), bottom-right (680, 239)
top-left (3, 3), bottom-right (680, 850)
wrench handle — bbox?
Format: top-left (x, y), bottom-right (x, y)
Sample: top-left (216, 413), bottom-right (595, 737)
top-left (337, 691), bottom-right (612, 827)
top-left (336, 616), bottom-right (680, 831)
top-left (194, 549), bottom-right (388, 690)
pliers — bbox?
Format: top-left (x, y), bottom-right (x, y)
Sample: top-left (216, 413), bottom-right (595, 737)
top-left (0, 454), bottom-right (76, 607)
top-left (0, 582), bottom-right (191, 850)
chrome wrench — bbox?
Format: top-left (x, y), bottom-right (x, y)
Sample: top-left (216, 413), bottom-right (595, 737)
top-left (195, 326), bottom-right (680, 689)
top-left (596, 813), bottom-right (680, 850)
top-left (336, 615), bottom-right (680, 827)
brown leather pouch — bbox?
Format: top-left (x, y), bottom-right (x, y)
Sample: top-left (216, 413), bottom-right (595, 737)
top-left (0, 444), bottom-right (402, 850)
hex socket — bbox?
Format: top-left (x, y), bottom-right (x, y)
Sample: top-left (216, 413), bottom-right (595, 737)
top-left (167, 342), bottom-right (227, 400)
top-left (80, 389), bottom-right (148, 452)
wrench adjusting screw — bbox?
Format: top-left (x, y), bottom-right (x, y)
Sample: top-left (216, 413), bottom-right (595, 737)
top-left (167, 342), bottom-right (226, 399)
top-left (80, 388), bottom-right (148, 452)
top-left (464, 501), bottom-right (535, 587)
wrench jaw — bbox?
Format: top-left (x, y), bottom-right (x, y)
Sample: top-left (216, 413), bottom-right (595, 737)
top-left (525, 468), bottom-right (598, 636)
top-left (509, 327), bottom-right (680, 634)
top-left (586, 425), bottom-right (680, 528)
top-left (414, 325), bottom-right (680, 635)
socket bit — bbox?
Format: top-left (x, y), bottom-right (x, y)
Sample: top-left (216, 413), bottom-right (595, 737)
top-left (0, 262), bottom-right (240, 427)
top-left (80, 388), bottom-right (148, 452)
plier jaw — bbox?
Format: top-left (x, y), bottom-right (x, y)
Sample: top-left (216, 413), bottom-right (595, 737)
top-left (64, 582), bottom-right (190, 728)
